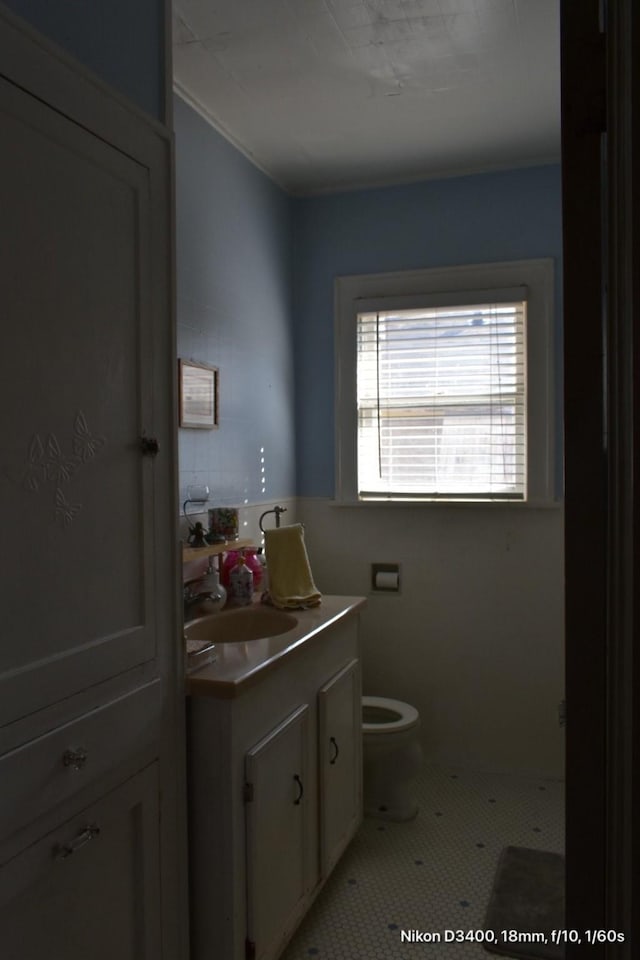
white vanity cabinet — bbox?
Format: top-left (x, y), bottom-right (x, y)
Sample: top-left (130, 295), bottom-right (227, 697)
top-left (318, 659), bottom-right (361, 879)
top-left (245, 705), bottom-right (313, 960)
top-left (187, 599), bottom-right (364, 960)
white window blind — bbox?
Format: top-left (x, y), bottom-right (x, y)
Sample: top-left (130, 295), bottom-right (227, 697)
top-left (356, 294), bottom-right (527, 500)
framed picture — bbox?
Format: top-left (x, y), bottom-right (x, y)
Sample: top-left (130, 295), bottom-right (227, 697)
top-left (179, 359), bottom-right (219, 429)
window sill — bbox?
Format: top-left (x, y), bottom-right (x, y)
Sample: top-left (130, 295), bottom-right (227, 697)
top-left (329, 498), bottom-right (563, 510)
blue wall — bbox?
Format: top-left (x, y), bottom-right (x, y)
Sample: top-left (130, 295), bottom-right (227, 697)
top-left (2, 0), bottom-right (165, 119)
top-left (175, 96), bottom-right (296, 507)
top-left (292, 165), bottom-right (564, 497)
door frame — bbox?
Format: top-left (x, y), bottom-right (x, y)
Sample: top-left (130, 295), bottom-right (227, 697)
top-left (562, 1), bottom-right (640, 953)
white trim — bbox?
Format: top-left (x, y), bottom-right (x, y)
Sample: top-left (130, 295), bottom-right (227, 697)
top-left (327, 498), bottom-right (562, 510)
top-left (171, 75), bottom-right (559, 197)
top-left (0, 3), bottom-right (170, 141)
top-left (335, 259), bottom-right (556, 506)
top-left (172, 83), bottom-right (288, 192)
top-left (163, 0), bottom-right (174, 130)
top-left (289, 156), bottom-right (562, 199)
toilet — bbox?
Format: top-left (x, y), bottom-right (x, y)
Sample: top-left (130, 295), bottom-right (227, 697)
top-left (362, 696), bottom-right (423, 821)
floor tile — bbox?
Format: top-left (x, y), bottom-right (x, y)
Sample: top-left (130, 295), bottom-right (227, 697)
top-left (279, 764), bottom-right (565, 960)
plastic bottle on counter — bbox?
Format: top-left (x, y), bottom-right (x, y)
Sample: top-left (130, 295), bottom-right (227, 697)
top-left (221, 550), bottom-right (240, 588)
top-left (228, 552), bottom-right (254, 606)
top-left (256, 547), bottom-right (269, 594)
top-left (242, 548), bottom-right (263, 592)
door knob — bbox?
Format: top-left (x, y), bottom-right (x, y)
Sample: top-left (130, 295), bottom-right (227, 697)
top-left (139, 435), bottom-right (160, 456)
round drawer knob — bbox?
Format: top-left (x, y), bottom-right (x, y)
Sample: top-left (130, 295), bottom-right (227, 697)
top-left (63, 747), bottom-right (88, 770)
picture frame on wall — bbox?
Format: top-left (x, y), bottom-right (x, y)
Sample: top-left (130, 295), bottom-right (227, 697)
top-left (179, 359), bottom-right (219, 429)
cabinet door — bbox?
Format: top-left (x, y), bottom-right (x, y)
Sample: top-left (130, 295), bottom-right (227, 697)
top-left (245, 705), bottom-right (311, 960)
top-left (0, 764), bottom-right (161, 960)
top-left (0, 59), bottom-right (163, 725)
top-left (318, 659), bottom-right (362, 878)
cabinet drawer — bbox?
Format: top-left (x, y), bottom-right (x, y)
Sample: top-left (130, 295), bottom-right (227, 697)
top-left (0, 763), bottom-right (161, 960)
top-left (0, 680), bottom-right (161, 840)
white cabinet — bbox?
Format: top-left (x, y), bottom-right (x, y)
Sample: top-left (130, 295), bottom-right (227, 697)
top-left (245, 705), bottom-right (312, 960)
top-left (0, 12), bottom-right (185, 960)
top-left (188, 612), bottom-right (362, 960)
top-left (0, 765), bottom-right (161, 960)
top-left (0, 14), bottom-right (164, 727)
top-left (0, 681), bottom-right (161, 840)
top-left (318, 659), bottom-right (362, 879)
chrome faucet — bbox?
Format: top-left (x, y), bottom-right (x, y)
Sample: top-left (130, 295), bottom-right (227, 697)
top-left (183, 577), bottom-right (224, 620)
top-left (259, 504), bottom-right (287, 532)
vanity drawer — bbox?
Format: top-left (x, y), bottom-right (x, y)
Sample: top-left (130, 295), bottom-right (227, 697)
top-left (0, 680), bottom-right (161, 840)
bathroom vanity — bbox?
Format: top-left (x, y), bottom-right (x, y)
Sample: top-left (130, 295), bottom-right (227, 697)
top-left (186, 596), bottom-right (365, 960)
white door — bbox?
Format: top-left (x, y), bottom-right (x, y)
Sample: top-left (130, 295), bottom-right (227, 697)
top-left (318, 659), bottom-right (362, 878)
top-left (245, 705), bottom-right (311, 960)
top-left (0, 63), bottom-right (160, 725)
top-left (0, 13), bottom-right (185, 956)
top-left (0, 764), bottom-right (162, 960)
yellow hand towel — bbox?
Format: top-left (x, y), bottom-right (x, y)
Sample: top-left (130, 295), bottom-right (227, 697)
top-left (264, 524), bottom-right (322, 609)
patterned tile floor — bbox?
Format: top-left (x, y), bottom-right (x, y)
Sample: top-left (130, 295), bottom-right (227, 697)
top-left (279, 764), bottom-right (565, 960)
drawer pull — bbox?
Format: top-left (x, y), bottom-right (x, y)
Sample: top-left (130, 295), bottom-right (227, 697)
top-left (63, 748), bottom-right (88, 770)
top-left (54, 823), bottom-right (100, 861)
top-left (329, 736), bottom-right (339, 765)
top-left (293, 774), bottom-right (304, 805)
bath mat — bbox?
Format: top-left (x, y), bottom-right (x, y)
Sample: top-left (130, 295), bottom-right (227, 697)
top-left (483, 846), bottom-right (565, 960)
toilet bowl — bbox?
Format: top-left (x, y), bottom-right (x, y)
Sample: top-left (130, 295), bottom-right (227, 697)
top-left (362, 695), bottom-right (423, 821)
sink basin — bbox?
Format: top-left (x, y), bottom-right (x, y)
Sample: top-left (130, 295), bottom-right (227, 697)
top-left (185, 606), bottom-right (298, 645)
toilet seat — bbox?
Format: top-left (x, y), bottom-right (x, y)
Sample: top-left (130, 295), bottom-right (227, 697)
top-left (362, 696), bottom-right (420, 734)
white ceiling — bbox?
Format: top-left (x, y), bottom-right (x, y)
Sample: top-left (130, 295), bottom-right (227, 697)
top-left (172, 0), bottom-right (560, 195)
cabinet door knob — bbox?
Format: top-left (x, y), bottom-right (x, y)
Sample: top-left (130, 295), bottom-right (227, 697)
top-left (54, 823), bottom-right (100, 861)
top-left (139, 435), bottom-right (160, 456)
top-left (62, 747), bottom-right (88, 770)
top-left (293, 774), bottom-right (304, 805)
top-left (329, 736), bottom-right (339, 765)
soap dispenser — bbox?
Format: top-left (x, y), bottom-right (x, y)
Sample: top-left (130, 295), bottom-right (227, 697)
top-left (200, 557), bottom-right (227, 610)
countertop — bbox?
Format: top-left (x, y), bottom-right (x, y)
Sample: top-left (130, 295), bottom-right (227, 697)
top-left (186, 595), bottom-right (366, 699)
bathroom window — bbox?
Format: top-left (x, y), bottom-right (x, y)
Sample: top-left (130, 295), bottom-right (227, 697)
top-left (335, 259), bottom-right (556, 504)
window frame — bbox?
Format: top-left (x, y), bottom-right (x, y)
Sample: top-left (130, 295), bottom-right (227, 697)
top-left (334, 259), bottom-right (556, 506)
